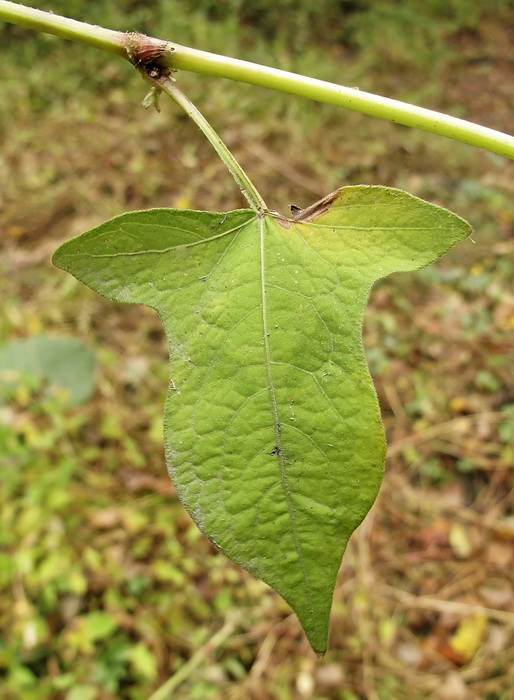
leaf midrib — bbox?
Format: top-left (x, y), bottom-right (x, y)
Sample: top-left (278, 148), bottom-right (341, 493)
top-left (259, 214), bottom-right (310, 595)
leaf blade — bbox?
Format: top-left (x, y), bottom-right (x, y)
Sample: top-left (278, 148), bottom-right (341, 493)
top-left (53, 186), bottom-right (471, 652)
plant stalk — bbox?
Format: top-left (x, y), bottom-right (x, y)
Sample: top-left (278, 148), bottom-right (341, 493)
top-left (0, 0), bottom-right (126, 57)
top-left (148, 74), bottom-right (267, 212)
top-left (161, 44), bottom-right (514, 160)
top-left (1, 0), bottom-right (514, 160)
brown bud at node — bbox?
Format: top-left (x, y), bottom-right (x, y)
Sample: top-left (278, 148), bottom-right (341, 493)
top-left (126, 32), bottom-right (172, 69)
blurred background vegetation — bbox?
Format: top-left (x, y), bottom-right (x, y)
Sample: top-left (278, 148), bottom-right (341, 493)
top-left (1, 1), bottom-right (514, 698)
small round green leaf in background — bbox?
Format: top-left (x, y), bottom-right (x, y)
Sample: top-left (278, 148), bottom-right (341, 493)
top-left (0, 335), bottom-right (96, 407)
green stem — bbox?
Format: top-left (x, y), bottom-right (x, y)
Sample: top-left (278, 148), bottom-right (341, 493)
top-left (150, 74), bottom-right (267, 212)
top-left (0, 0), bottom-right (126, 57)
top-left (162, 44), bottom-right (514, 160)
top-left (2, 0), bottom-right (514, 160)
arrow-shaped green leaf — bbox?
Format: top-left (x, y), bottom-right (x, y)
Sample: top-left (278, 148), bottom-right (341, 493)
top-left (53, 185), bottom-right (470, 652)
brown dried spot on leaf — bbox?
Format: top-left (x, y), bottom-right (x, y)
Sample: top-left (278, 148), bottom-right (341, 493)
top-left (291, 189), bottom-right (340, 222)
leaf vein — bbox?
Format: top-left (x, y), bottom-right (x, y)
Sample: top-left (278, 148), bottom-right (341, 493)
top-left (261, 217), bottom-right (309, 590)
top-left (82, 220), bottom-right (248, 258)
